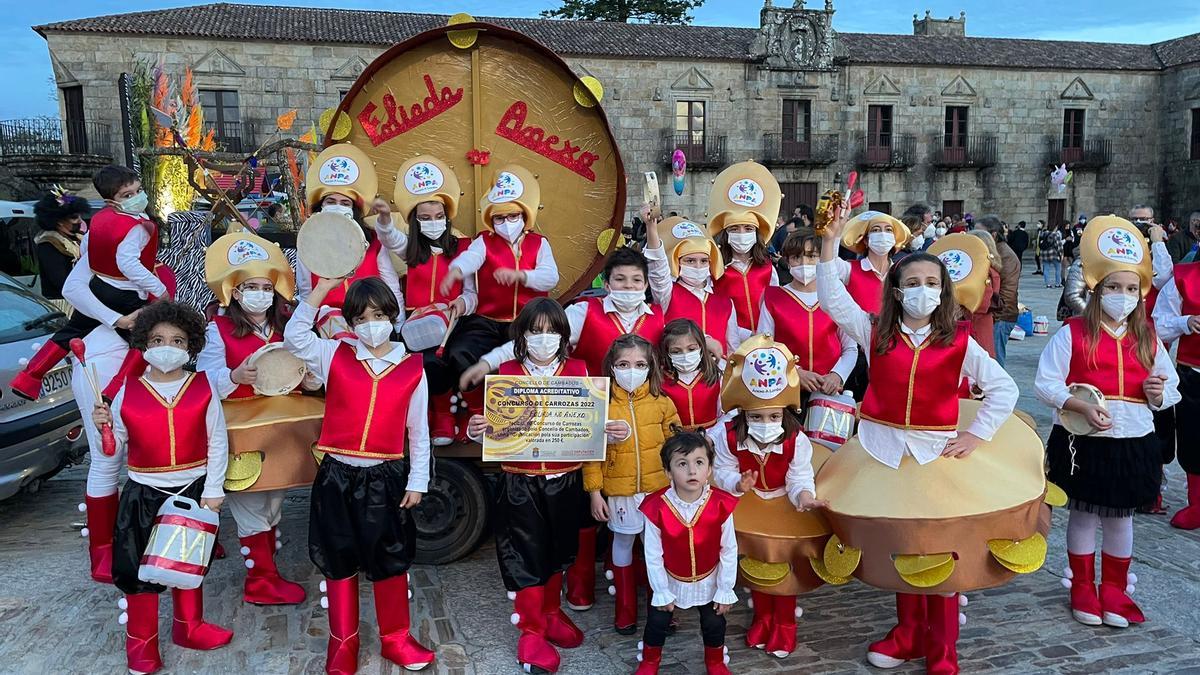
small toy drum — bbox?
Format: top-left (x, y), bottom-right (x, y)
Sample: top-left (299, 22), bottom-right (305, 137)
top-left (401, 304), bottom-right (453, 352)
top-left (804, 391), bottom-right (858, 449)
top-left (1059, 383), bottom-right (1107, 436)
top-left (249, 343), bottom-right (306, 396)
top-left (297, 211), bottom-right (367, 279)
top-left (138, 495), bottom-right (220, 590)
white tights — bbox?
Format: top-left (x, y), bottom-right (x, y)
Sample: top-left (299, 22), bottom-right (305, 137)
top-left (1066, 509), bottom-right (1134, 558)
top-left (611, 532), bottom-right (638, 567)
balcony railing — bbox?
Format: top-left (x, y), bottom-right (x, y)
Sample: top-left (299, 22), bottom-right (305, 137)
top-left (662, 131), bottom-right (727, 169)
top-left (855, 133), bottom-right (917, 169)
top-left (761, 133), bottom-right (838, 166)
top-left (931, 134), bottom-right (997, 169)
top-left (203, 120), bottom-right (257, 154)
top-left (1043, 136), bottom-right (1111, 169)
top-left (0, 118), bottom-right (112, 156)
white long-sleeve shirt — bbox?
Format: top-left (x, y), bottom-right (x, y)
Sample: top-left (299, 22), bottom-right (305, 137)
top-left (643, 485), bottom-right (739, 609)
top-left (62, 224), bottom-right (165, 326)
top-left (90, 372), bottom-right (229, 499)
top-left (1034, 322), bottom-right (1179, 438)
top-left (642, 244), bottom-right (742, 353)
top-left (708, 425), bottom-right (817, 503)
top-left (283, 301), bottom-right (430, 492)
top-left (481, 295), bottom-right (653, 371)
top-left (372, 221), bottom-right (480, 315)
top-left (1151, 241), bottom-right (1174, 289)
top-left (449, 233), bottom-right (561, 294)
top-left (1153, 277), bottom-right (1195, 348)
top-left (195, 321), bottom-right (280, 400)
top-left (815, 260), bottom-right (1018, 468)
top-left (756, 285), bottom-right (858, 385)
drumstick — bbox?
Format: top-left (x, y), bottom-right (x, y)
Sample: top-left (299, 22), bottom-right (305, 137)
top-left (435, 313), bottom-right (459, 359)
top-left (69, 339), bottom-right (118, 457)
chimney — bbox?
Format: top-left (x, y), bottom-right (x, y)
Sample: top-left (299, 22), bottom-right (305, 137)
top-left (913, 10), bottom-right (966, 36)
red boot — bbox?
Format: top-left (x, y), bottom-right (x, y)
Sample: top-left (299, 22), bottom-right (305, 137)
top-left (542, 572), bottom-right (583, 648)
top-left (1099, 553), bottom-right (1144, 628)
top-left (565, 527), bottom-right (597, 610)
top-left (82, 493), bottom-right (118, 584)
top-left (322, 576), bottom-right (360, 675)
top-left (513, 585), bottom-right (560, 673)
top-left (635, 642), bottom-right (662, 675)
top-left (240, 530), bottom-right (306, 605)
top-left (1170, 473), bottom-right (1200, 530)
top-left (765, 594), bottom-right (798, 658)
top-left (9, 340), bottom-right (68, 400)
top-left (745, 591), bottom-right (774, 649)
top-left (1066, 552), bottom-right (1101, 625)
top-left (867, 593), bottom-right (927, 668)
top-left (430, 391), bottom-right (457, 447)
top-left (170, 587), bottom-right (233, 650)
top-left (609, 564), bottom-right (638, 635)
top-left (704, 645), bottom-right (732, 675)
top-left (102, 348), bottom-right (147, 401)
top-left (925, 594), bottom-right (961, 675)
top-left (122, 593), bottom-right (162, 674)
top-left (376, 573), bottom-right (436, 670)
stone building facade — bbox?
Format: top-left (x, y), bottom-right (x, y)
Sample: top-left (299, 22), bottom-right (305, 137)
top-left (33, 2), bottom-right (1200, 224)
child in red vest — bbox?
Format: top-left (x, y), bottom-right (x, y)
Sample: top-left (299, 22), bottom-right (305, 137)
top-left (284, 276), bottom-right (435, 673)
top-left (1042, 216), bottom-right (1178, 629)
top-left (90, 301), bottom-right (232, 674)
top-left (635, 432), bottom-right (739, 675)
top-left (758, 228), bottom-right (857, 397)
top-left (464, 298), bottom-right (588, 673)
top-left (659, 319), bottom-right (723, 430)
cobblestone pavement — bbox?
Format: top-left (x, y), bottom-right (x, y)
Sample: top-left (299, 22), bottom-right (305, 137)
top-left (2, 260), bottom-right (1199, 674)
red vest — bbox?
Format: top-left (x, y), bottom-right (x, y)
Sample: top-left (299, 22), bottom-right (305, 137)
top-left (639, 486), bottom-right (738, 582)
top-left (859, 323), bottom-right (970, 431)
top-left (475, 231), bottom-right (549, 322)
top-left (571, 297), bottom-right (665, 374)
top-left (1065, 317), bottom-right (1153, 403)
top-left (665, 283), bottom-right (734, 352)
top-left (123, 372), bottom-right (212, 474)
top-left (404, 238), bottom-right (468, 310)
top-left (1145, 285), bottom-right (1160, 319)
top-left (762, 286), bottom-right (842, 374)
top-left (87, 207), bottom-right (157, 280)
top-left (213, 316), bottom-right (281, 400)
top-left (315, 237), bottom-right (384, 310)
top-left (497, 358), bottom-right (589, 474)
top-left (712, 261), bottom-right (773, 331)
top-left (662, 375), bottom-right (721, 429)
top-left (316, 343), bottom-right (423, 460)
top-left (846, 262), bottom-right (884, 315)
top-left (1175, 263), bottom-right (1200, 367)
top-left (726, 423), bottom-right (797, 492)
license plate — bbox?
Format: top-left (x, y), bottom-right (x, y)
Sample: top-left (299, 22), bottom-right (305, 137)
top-left (39, 365), bottom-right (72, 399)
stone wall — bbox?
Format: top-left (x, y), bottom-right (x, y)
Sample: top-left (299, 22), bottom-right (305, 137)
top-left (1159, 63), bottom-right (1200, 222)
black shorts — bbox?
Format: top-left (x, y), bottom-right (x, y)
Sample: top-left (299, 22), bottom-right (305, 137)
top-left (494, 470), bottom-right (583, 590)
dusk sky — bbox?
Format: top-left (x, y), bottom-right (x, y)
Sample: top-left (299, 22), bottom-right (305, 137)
top-left (3, 0), bottom-right (1199, 119)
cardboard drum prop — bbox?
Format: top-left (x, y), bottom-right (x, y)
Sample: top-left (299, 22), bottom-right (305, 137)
top-left (334, 19), bottom-right (626, 300)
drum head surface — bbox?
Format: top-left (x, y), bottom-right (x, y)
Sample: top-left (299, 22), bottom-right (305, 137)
top-left (1060, 383), bottom-right (1106, 436)
top-left (250, 344), bottom-right (307, 396)
top-left (297, 212), bottom-right (367, 279)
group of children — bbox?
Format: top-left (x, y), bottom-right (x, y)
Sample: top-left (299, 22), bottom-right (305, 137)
top-left (12, 146), bottom-right (1191, 675)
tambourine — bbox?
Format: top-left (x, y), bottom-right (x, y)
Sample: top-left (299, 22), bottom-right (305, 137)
top-left (297, 211), bottom-right (367, 279)
top-left (249, 343), bottom-right (307, 396)
top-left (401, 304), bottom-right (453, 353)
top-left (1059, 383), bottom-right (1107, 436)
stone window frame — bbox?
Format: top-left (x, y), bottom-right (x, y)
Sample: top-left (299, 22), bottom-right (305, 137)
top-left (672, 96), bottom-right (711, 145)
top-left (1190, 108), bottom-right (1200, 161)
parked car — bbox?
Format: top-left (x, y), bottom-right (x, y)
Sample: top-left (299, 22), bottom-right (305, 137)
top-left (0, 272), bottom-right (87, 500)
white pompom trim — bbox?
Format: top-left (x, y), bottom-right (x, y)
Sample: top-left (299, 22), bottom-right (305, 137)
top-left (408, 588), bottom-right (412, 599)
top-left (319, 580), bottom-right (327, 592)
top-left (795, 607), bottom-right (803, 619)
top-left (320, 596), bottom-right (329, 609)
top-left (80, 528), bottom-right (89, 538)
top-left (245, 559), bottom-right (255, 569)
top-left (31, 342), bottom-right (42, 351)
top-left (724, 655), bottom-right (730, 664)
top-left (239, 546), bottom-right (251, 556)
top-left (510, 612), bottom-right (521, 625)
top-left (523, 664), bottom-right (532, 673)
top-left (605, 570), bottom-right (614, 581)
top-left (450, 395), bottom-right (459, 404)
top-left (1126, 584), bottom-right (1136, 594)
top-left (78, 502), bottom-right (87, 512)
top-left (118, 598), bottom-right (128, 610)
top-left (1063, 567), bottom-right (1073, 580)
top-left (118, 612), bottom-right (128, 625)
top-left (275, 541), bottom-right (282, 551)
top-left (1061, 578), bottom-right (1073, 589)
top-left (636, 654), bottom-right (643, 663)
top-left (1128, 572), bottom-right (1138, 585)
top-left (607, 585), bottom-right (616, 596)
top-left (274, 528), bottom-right (282, 538)
top-left (958, 594), bottom-right (968, 607)
top-left (958, 613), bottom-right (967, 626)
top-left (723, 646), bottom-right (728, 654)
top-left (747, 598), bottom-right (753, 610)
top-left (17, 358), bottom-right (28, 366)
top-left (507, 591), bottom-right (517, 601)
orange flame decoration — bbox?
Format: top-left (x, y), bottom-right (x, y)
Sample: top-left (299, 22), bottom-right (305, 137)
top-left (181, 68), bottom-right (203, 148)
top-left (200, 128), bottom-right (216, 153)
top-left (286, 148), bottom-right (307, 220)
top-left (276, 109), bottom-right (297, 131)
top-left (151, 64), bottom-right (172, 148)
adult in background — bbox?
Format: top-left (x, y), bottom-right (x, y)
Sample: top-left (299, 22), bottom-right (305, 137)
top-left (1061, 221), bottom-right (1078, 267)
top-left (1166, 210), bottom-right (1200, 263)
top-left (32, 189), bottom-right (91, 314)
top-left (977, 215), bottom-right (1021, 367)
top-left (1033, 220), bottom-right (1046, 275)
top-left (900, 203), bottom-right (934, 251)
top-left (966, 229), bottom-right (1004, 358)
top-left (1008, 221), bottom-right (1030, 262)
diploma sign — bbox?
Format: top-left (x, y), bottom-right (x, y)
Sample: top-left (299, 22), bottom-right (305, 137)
top-left (482, 375), bottom-right (609, 463)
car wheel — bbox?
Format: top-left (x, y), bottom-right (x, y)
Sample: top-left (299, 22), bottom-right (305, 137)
top-left (412, 458), bottom-right (490, 565)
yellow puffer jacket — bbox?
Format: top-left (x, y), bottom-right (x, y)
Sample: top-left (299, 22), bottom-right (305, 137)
top-left (583, 383), bottom-right (681, 496)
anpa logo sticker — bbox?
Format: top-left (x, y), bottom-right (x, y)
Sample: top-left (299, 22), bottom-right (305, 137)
top-left (489, 172), bottom-right (524, 203)
top-left (405, 162), bottom-right (444, 195)
top-left (742, 347), bottom-right (788, 399)
top-left (227, 239), bottom-right (269, 266)
top-left (727, 179), bottom-right (764, 208)
top-left (1097, 227), bottom-right (1143, 265)
top-left (671, 220), bottom-right (705, 239)
top-left (319, 156), bottom-right (359, 186)
top-left (937, 249), bottom-right (973, 283)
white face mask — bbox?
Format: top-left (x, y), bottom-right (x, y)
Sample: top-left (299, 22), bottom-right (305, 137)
top-left (118, 191), bottom-right (149, 215)
top-left (747, 421), bottom-right (785, 445)
top-left (323, 203), bottom-right (354, 219)
top-left (868, 231), bottom-right (896, 255)
top-left (910, 234), bottom-right (925, 250)
top-left (143, 346), bottom-right (189, 373)
top-left (613, 367), bottom-right (649, 393)
top-left (354, 320), bottom-right (392, 348)
top-left (727, 231), bottom-right (757, 254)
top-left (1101, 293), bottom-right (1139, 322)
top-left (237, 289), bottom-right (274, 314)
top-left (494, 218), bottom-right (525, 242)
top-left (935, 227), bottom-right (948, 237)
top-left (669, 350), bottom-right (702, 373)
top-left (525, 333), bottom-right (561, 362)
top-left (900, 286), bottom-right (942, 319)
top-left (419, 219), bottom-right (447, 240)
top-left (789, 265), bottom-right (816, 284)
top-left (608, 289), bottom-right (645, 312)
top-left (678, 265), bottom-right (710, 286)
